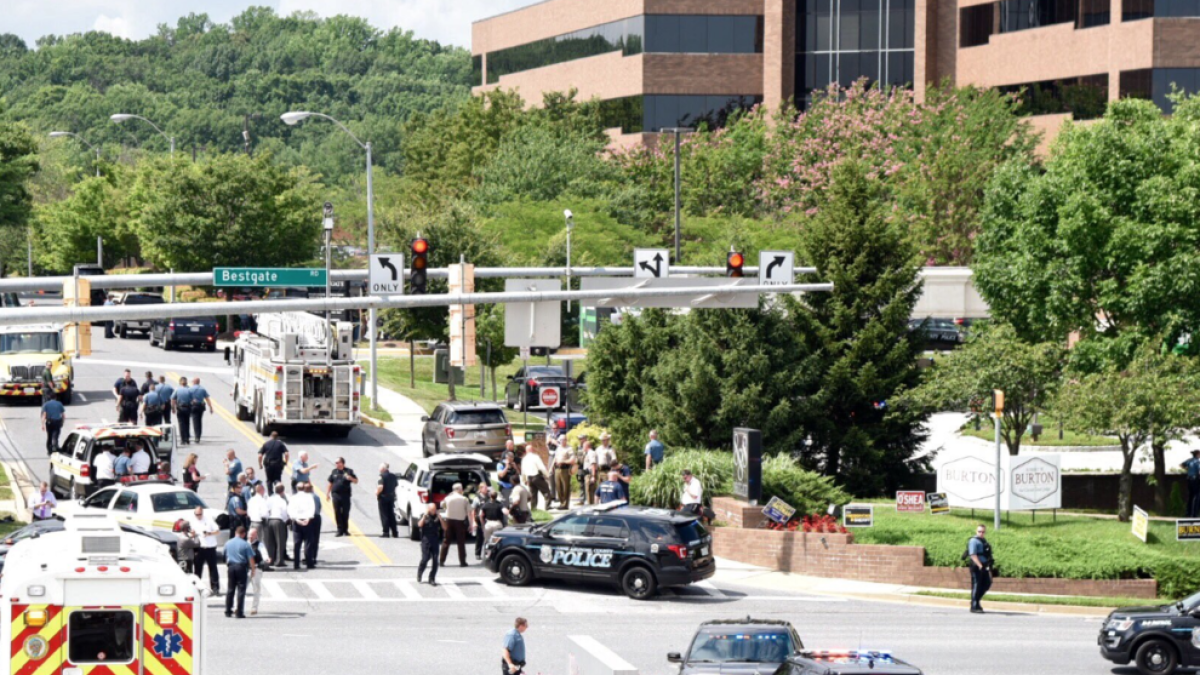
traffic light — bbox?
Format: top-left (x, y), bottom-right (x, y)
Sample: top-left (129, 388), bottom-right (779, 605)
top-left (726, 250), bottom-right (745, 278)
top-left (410, 238), bottom-right (429, 294)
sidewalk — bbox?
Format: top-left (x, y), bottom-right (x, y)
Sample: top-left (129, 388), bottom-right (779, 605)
top-left (715, 557), bottom-right (1112, 617)
top-left (363, 384), bottom-right (429, 439)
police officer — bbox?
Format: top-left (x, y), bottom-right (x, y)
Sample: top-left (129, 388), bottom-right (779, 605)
top-left (172, 377), bottom-right (193, 445)
top-left (416, 503), bottom-right (443, 586)
top-left (40, 361), bottom-right (55, 403)
top-left (116, 377), bottom-right (141, 424)
top-left (258, 431), bottom-right (289, 494)
top-left (103, 296), bottom-right (115, 338)
top-left (40, 395), bottom-right (65, 455)
top-left (112, 369), bottom-right (132, 398)
top-left (377, 463), bottom-right (399, 538)
top-left (156, 375), bottom-right (174, 426)
top-left (139, 370), bottom-right (156, 396)
top-left (1182, 449), bottom-right (1200, 517)
top-left (141, 383), bottom-right (163, 426)
top-left (325, 457), bottom-right (358, 537)
top-left (476, 486), bottom-right (508, 560)
top-left (190, 377), bottom-right (214, 443)
top-left (967, 524), bottom-right (993, 613)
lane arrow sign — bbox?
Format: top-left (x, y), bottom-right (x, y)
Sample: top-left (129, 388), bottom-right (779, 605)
top-left (638, 252), bottom-right (664, 278)
top-left (765, 255), bottom-right (785, 279)
top-left (378, 256), bottom-right (399, 281)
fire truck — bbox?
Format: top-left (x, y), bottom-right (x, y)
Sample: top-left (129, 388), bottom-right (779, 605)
top-left (227, 311), bottom-right (361, 437)
top-left (1, 514), bottom-right (206, 675)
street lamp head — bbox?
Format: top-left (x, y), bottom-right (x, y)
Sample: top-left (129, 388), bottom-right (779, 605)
top-left (281, 111), bottom-right (314, 126)
top-left (48, 131), bottom-right (72, 138)
top-left (110, 114), bottom-right (136, 123)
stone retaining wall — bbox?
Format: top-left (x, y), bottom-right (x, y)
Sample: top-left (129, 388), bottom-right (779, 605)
top-left (711, 497), bottom-right (1158, 599)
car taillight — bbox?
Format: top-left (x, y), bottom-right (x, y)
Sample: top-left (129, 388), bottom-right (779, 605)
top-left (446, 428), bottom-right (456, 438)
top-left (417, 489), bottom-right (429, 504)
top-left (168, 321), bottom-right (175, 330)
top-left (667, 544), bottom-right (689, 560)
top-left (206, 336), bottom-right (214, 342)
top-left (527, 379), bottom-right (538, 388)
top-left (81, 465), bottom-right (90, 478)
top-left (953, 317), bottom-right (965, 326)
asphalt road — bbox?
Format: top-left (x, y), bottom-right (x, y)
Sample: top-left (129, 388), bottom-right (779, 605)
top-left (0, 334), bottom-right (1130, 675)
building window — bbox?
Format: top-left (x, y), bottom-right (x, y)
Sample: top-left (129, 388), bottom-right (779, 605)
top-left (998, 73), bottom-right (1109, 119)
top-left (1121, 68), bottom-right (1200, 112)
top-left (998, 0), bottom-right (1077, 32)
top-left (1120, 69), bottom-right (1152, 99)
top-left (1123, 0), bottom-right (1200, 18)
top-left (472, 55), bottom-right (483, 86)
top-left (795, 0), bottom-right (915, 108)
top-left (1078, 0), bottom-right (1112, 25)
top-left (960, 0), bottom-right (1108, 47)
top-left (483, 14), bottom-right (764, 84)
top-left (645, 15), bottom-right (763, 53)
top-left (961, 4), bottom-right (995, 47)
top-left (597, 94), bottom-right (762, 133)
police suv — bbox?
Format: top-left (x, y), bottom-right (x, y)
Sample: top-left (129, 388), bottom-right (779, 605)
top-left (774, 651), bottom-right (924, 675)
top-left (1099, 591), bottom-right (1200, 675)
top-left (485, 502), bottom-right (715, 600)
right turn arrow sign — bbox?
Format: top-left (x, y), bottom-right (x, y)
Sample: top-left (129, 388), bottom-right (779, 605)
top-left (758, 251), bottom-right (795, 286)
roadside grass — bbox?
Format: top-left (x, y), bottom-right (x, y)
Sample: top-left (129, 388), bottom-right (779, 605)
top-left (958, 413), bottom-right (1116, 447)
top-left (0, 464), bottom-right (14, 500)
top-left (360, 397), bottom-right (393, 423)
top-left (851, 507), bottom-right (1200, 597)
top-left (532, 509), bottom-right (553, 523)
top-left (914, 590), bottom-right (1167, 609)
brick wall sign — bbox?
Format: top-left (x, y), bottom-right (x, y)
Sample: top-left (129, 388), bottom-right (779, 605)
top-left (896, 491), bottom-right (926, 513)
top-left (844, 505), bottom-right (874, 528)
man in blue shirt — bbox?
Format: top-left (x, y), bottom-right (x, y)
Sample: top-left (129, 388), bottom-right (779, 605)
top-left (222, 526), bottom-right (256, 619)
top-left (502, 617), bottom-right (528, 675)
top-left (225, 449), bottom-right (244, 488)
top-left (172, 379), bottom-right (193, 444)
top-left (40, 397), bottom-right (66, 455)
top-left (967, 524), bottom-right (993, 613)
top-left (114, 447), bottom-right (132, 478)
top-left (156, 376), bottom-right (174, 426)
top-left (141, 385), bottom-right (163, 427)
top-left (595, 471), bottom-right (628, 504)
top-left (227, 484), bottom-right (248, 539)
top-left (190, 377), bottom-right (214, 443)
top-left (1183, 450), bottom-right (1200, 517)
top-left (644, 429), bottom-right (665, 471)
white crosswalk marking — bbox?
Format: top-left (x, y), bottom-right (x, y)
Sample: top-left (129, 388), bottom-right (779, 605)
top-left (305, 580), bottom-right (335, 601)
top-left (696, 581), bottom-right (728, 599)
top-left (480, 579), bottom-right (508, 598)
top-left (441, 582), bottom-right (466, 600)
top-left (352, 581), bottom-right (380, 600)
top-left (262, 579), bottom-right (285, 600)
top-left (393, 579), bottom-right (422, 600)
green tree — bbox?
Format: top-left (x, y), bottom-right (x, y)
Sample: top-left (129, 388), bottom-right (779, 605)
top-left (35, 170), bottom-right (138, 273)
top-left (1054, 346), bottom-right (1200, 520)
top-left (975, 96), bottom-right (1200, 359)
top-left (127, 152), bottom-right (322, 271)
top-left (787, 160), bottom-right (929, 494)
top-left (473, 124), bottom-right (615, 205)
top-left (898, 323), bottom-right (1066, 455)
top-left (0, 119), bottom-right (38, 275)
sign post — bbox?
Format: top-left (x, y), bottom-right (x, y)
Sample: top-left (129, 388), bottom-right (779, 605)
top-left (732, 428), bottom-right (763, 505)
top-left (993, 389), bottom-right (1004, 531)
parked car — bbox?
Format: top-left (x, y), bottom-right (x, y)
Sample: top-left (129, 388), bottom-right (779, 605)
top-left (49, 423), bottom-right (177, 499)
top-left (149, 316), bottom-right (219, 351)
top-left (67, 480), bottom-right (228, 548)
top-left (393, 453), bottom-right (492, 540)
top-left (907, 317), bottom-right (968, 351)
top-left (670, 618), bottom-right (804, 674)
top-left (504, 365), bottom-right (575, 411)
top-left (545, 412), bottom-right (587, 438)
top-left (421, 401), bottom-right (513, 458)
top-left (112, 291), bottom-right (165, 338)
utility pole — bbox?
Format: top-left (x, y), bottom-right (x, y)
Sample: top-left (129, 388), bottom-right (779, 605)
top-left (661, 127), bottom-right (694, 263)
top-left (993, 389), bottom-right (1004, 531)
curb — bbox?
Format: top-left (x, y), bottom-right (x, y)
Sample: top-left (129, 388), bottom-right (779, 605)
top-left (891, 593), bottom-right (1112, 617)
top-left (360, 414), bottom-right (387, 429)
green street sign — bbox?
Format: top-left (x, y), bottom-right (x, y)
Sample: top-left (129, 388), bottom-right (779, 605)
top-left (213, 267), bottom-right (327, 288)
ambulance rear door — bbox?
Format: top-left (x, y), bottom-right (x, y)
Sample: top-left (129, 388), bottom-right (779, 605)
top-left (9, 603), bottom-right (64, 675)
top-left (143, 602), bottom-right (197, 675)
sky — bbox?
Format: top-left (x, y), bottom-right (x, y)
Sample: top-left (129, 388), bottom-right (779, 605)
top-left (6, 0), bottom-right (533, 49)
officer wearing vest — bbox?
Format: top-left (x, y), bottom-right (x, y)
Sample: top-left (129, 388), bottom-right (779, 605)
top-left (117, 379), bottom-right (141, 425)
top-left (172, 378), bottom-right (193, 444)
top-left (377, 463), bottom-right (399, 538)
top-left (142, 384), bottom-right (163, 426)
top-left (259, 432), bottom-right (289, 494)
top-left (190, 377), bottom-right (214, 443)
top-left (156, 376), bottom-right (175, 426)
top-left (967, 524), bottom-right (993, 613)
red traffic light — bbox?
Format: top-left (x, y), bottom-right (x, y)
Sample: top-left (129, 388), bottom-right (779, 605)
top-left (414, 257), bottom-right (427, 270)
top-left (411, 238), bottom-right (429, 254)
top-left (728, 252), bottom-right (744, 268)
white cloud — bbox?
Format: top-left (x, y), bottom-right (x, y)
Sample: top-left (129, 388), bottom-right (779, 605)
top-left (5, 0), bottom-right (534, 49)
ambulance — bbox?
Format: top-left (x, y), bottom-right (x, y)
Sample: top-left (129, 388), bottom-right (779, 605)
top-left (1, 514), bottom-right (206, 675)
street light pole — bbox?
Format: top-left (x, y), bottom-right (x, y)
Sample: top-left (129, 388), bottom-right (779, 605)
top-left (281, 111), bottom-right (378, 404)
top-left (661, 127), bottom-right (693, 263)
top-left (47, 132), bottom-right (102, 178)
top-left (324, 202), bottom-right (335, 369)
top-left (563, 209), bottom-right (574, 312)
top-left (109, 114), bottom-right (174, 157)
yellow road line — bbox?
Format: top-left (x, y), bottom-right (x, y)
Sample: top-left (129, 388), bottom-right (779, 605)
top-left (167, 372), bottom-right (391, 565)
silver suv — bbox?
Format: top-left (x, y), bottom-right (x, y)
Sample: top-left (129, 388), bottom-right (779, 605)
top-left (420, 401), bottom-right (512, 459)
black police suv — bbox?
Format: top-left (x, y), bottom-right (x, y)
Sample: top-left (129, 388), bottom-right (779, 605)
top-left (669, 618), bottom-right (805, 674)
top-left (1099, 591), bottom-right (1200, 675)
top-left (774, 651), bottom-right (924, 675)
top-left (485, 502), bottom-right (715, 600)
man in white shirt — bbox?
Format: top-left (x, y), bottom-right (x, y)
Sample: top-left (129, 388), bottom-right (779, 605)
top-left (287, 487), bottom-right (317, 570)
top-left (247, 483), bottom-right (269, 543)
top-left (94, 448), bottom-right (117, 490)
top-left (520, 447), bottom-right (552, 512)
top-left (596, 433), bottom-right (618, 470)
top-left (129, 441), bottom-right (152, 475)
top-left (681, 469), bottom-right (704, 517)
top-left (266, 484), bottom-right (291, 569)
top-left (188, 506), bottom-right (221, 594)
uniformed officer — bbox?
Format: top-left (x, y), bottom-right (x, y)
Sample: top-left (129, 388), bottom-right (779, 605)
top-left (377, 462), bottom-right (399, 538)
top-left (116, 377), bottom-right (141, 424)
top-left (141, 383), bottom-right (163, 426)
top-left (325, 457), bottom-right (358, 537)
top-left (595, 471), bottom-right (626, 504)
top-left (156, 375), bottom-right (174, 426)
top-left (190, 377), bottom-right (214, 443)
top-left (172, 377), bottom-right (193, 444)
top-left (258, 431), bottom-right (289, 494)
top-left (416, 503), bottom-right (444, 586)
top-left (112, 369), bottom-right (132, 398)
top-left (139, 371), bottom-right (156, 396)
top-left (477, 487), bottom-right (508, 559)
top-left (40, 361), bottom-right (55, 403)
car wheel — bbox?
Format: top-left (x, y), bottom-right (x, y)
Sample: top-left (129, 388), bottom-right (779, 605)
top-left (207, 344), bottom-right (217, 352)
top-left (235, 389), bottom-right (252, 421)
top-left (48, 468), bottom-right (62, 498)
top-left (408, 508), bottom-right (420, 541)
top-left (620, 566), bottom-right (657, 600)
top-left (119, 324), bottom-right (128, 339)
top-left (433, 440), bottom-right (441, 457)
top-left (254, 401), bottom-right (265, 435)
top-left (518, 394), bottom-right (527, 412)
top-left (499, 554), bottom-right (533, 587)
top-left (1135, 639), bottom-right (1179, 675)
top-left (163, 336), bottom-right (174, 351)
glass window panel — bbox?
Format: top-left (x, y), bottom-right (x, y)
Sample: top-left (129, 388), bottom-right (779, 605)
top-left (732, 16), bottom-right (754, 53)
top-left (861, 0), bottom-right (881, 50)
top-left (840, 0), bottom-right (861, 50)
top-left (888, 3), bottom-right (906, 48)
top-left (859, 50), bottom-right (880, 83)
top-left (815, 53), bottom-right (833, 89)
top-left (654, 95), bottom-right (678, 132)
top-left (678, 95), bottom-right (707, 126)
top-left (817, 0), bottom-right (834, 50)
top-left (887, 51), bottom-right (906, 86)
top-left (902, 51), bottom-right (914, 85)
top-left (903, 0), bottom-right (916, 47)
top-left (839, 52), bottom-right (861, 87)
top-left (707, 17), bottom-right (732, 53)
top-left (642, 95), bottom-right (656, 132)
top-left (679, 16), bottom-right (707, 52)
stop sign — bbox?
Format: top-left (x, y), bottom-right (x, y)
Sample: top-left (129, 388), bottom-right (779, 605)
top-left (540, 387), bottom-right (560, 408)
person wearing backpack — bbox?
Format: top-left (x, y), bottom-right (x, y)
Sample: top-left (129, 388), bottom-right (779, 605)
top-left (966, 524), bottom-right (993, 613)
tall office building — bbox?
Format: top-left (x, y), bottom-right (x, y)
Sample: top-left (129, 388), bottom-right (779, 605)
top-left (472, 0), bottom-right (1200, 144)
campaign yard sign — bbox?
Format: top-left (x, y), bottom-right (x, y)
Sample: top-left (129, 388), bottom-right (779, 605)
top-left (896, 491), bottom-right (926, 513)
top-left (927, 492), bottom-right (950, 515)
top-left (762, 497), bottom-right (796, 526)
top-left (844, 505), bottom-right (874, 528)
top-left (1177, 519), bottom-right (1200, 542)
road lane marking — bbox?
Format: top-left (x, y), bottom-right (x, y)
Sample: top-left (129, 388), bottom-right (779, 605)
top-left (480, 579), bottom-right (507, 598)
top-left (262, 579), bottom-right (285, 600)
top-left (696, 581), bottom-right (728, 599)
top-left (304, 580), bottom-right (335, 601)
top-left (168, 371), bottom-right (391, 566)
top-left (393, 580), bottom-right (422, 600)
top-left (352, 580), bottom-right (380, 600)
top-left (441, 582), bottom-right (466, 600)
